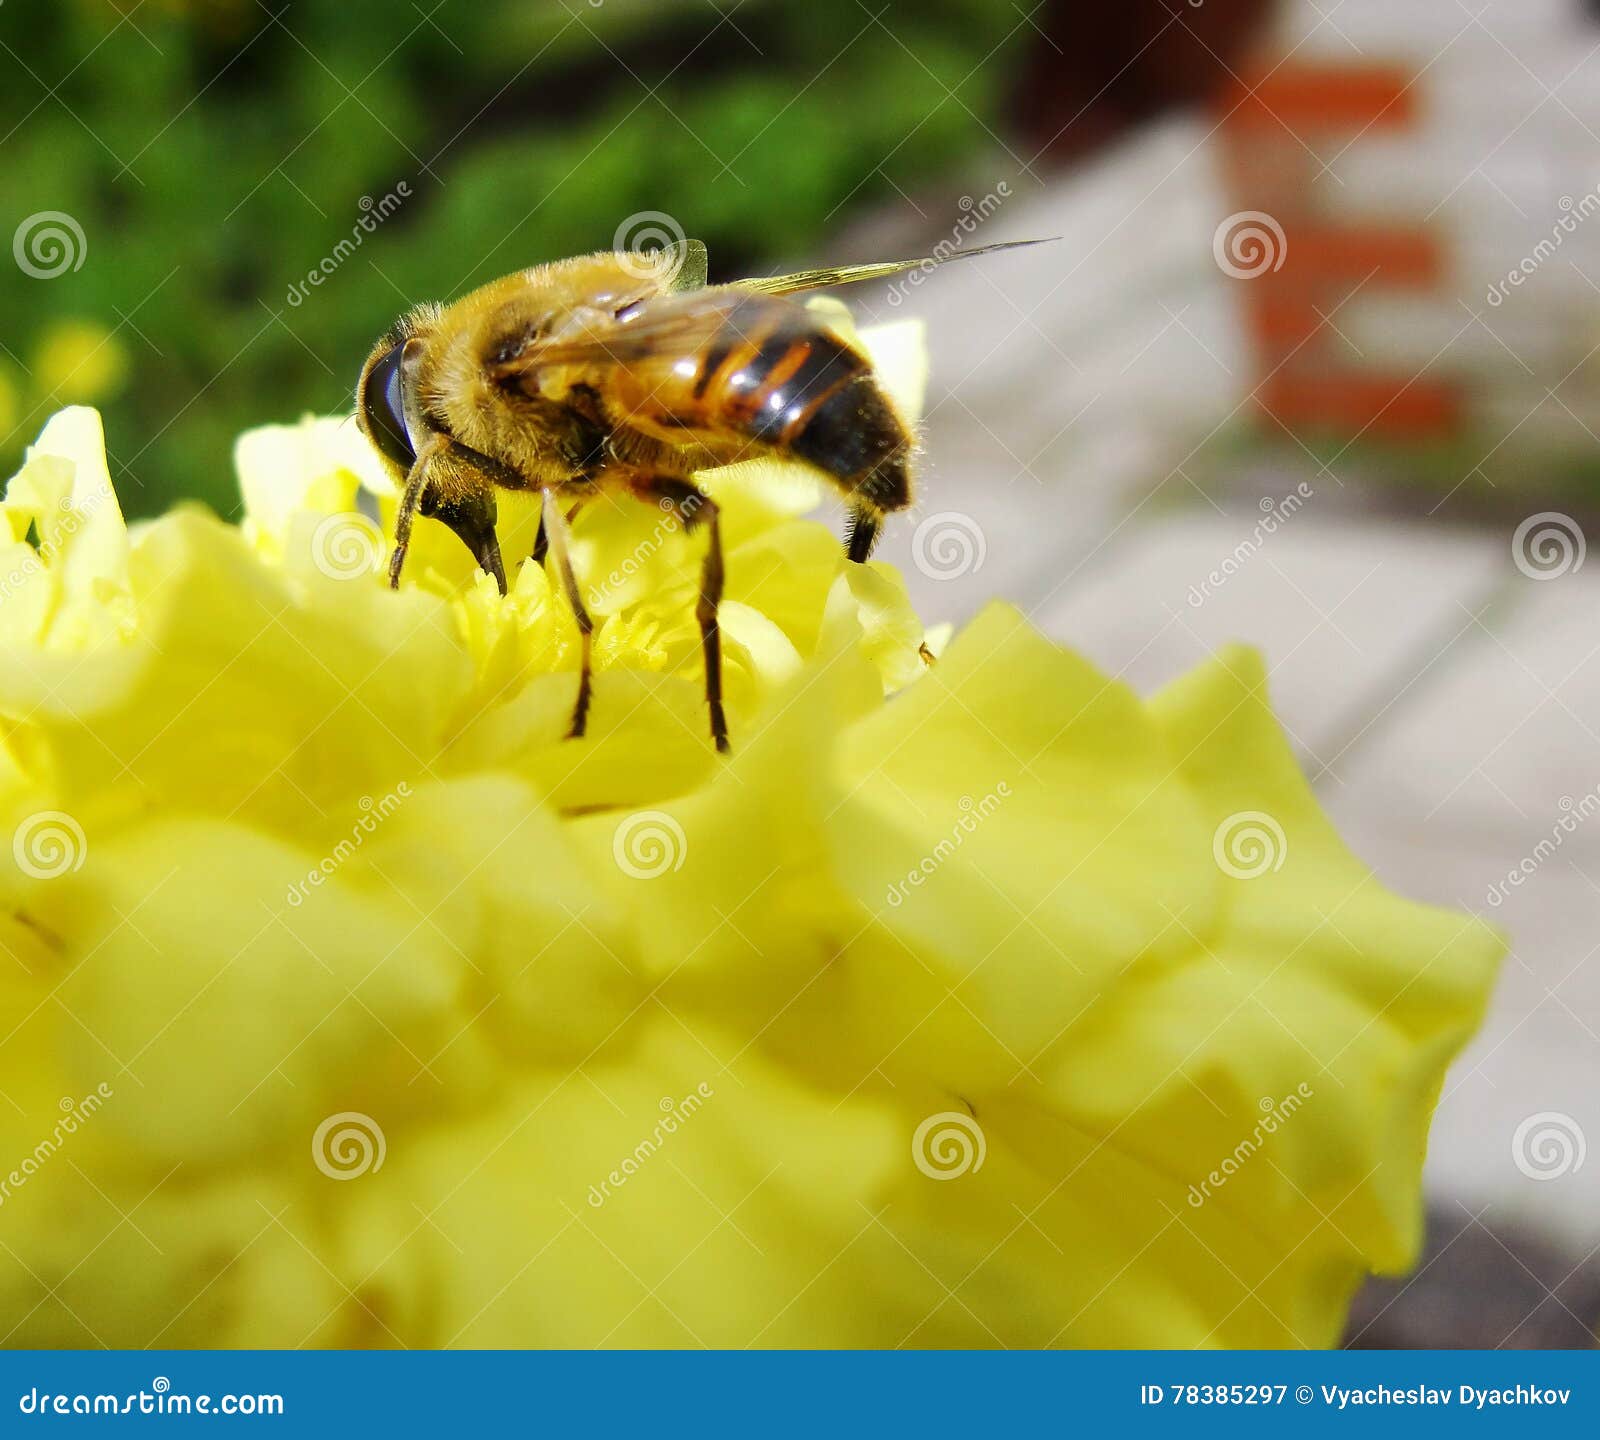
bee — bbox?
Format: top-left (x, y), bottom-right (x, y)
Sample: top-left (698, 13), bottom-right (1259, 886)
top-left (355, 236), bottom-right (1044, 751)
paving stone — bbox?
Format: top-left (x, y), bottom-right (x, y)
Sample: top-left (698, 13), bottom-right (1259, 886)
top-left (1029, 508), bottom-right (1504, 760)
top-left (1325, 569), bottom-right (1600, 836)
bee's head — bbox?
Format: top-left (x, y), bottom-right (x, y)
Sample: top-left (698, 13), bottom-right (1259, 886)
top-left (355, 310), bottom-right (434, 475)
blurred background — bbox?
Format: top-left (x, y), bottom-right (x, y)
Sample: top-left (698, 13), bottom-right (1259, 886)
top-left (3, 0), bottom-right (1598, 1346)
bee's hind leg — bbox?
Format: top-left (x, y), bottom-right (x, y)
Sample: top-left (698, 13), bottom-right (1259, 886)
top-left (694, 495), bottom-right (729, 755)
top-left (845, 496), bottom-right (932, 666)
top-left (628, 476), bottom-right (728, 754)
top-left (540, 488), bottom-right (594, 740)
top-left (844, 501), bottom-right (884, 563)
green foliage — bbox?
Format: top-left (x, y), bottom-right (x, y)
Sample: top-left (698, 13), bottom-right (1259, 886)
top-left (1, 0), bottom-right (1025, 514)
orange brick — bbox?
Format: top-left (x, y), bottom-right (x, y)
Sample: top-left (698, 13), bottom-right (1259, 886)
top-left (1218, 63), bottom-right (1417, 132)
top-left (1258, 373), bottom-right (1460, 438)
top-left (1242, 293), bottom-right (1325, 349)
top-left (1283, 225), bottom-right (1440, 285)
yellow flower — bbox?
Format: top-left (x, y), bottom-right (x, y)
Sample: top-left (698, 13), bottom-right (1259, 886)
top-left (29, 320), bottom-right (128, 407)
top-left (0, 317), bottom-right (1499, 1348)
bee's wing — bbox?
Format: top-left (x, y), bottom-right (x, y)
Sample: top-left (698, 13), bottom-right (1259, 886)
top-left (487, 236), bottom-right (1058, 382)
top-left (486, 287), bottom-right (768, 378)
top-left (730, 236), bottom-right (1056, 297)
top-left (666, 238), bottom-right (709, 292)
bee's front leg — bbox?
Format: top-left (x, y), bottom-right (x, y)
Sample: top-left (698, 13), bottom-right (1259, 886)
top-left (388, 436), bottom-right (446, 589)
top-left (390, 432), bottom-right (522, 593)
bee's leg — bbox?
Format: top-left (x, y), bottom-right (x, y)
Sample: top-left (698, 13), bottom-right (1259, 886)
top-left (531, 504), bottom-right (585, 570)
top-left (389, 338), bottom-right (437, 589)
top-left (388, 430), bottom-right (515, 592)
top-left (388, 439), bottom-right (443, 588)
top-left (540, 487), bottom-right (593, 740)
top-left (694, 496), bottom-right (729, 754)
top-left (844, 501), bottom-right (884, 563)
top-left (630, 476), bottom-right (728, 753)
top-left (420, 480), bottom-right (507, 594)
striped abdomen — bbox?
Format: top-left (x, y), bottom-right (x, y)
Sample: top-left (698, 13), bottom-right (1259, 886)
top-left (609, 292), bottom-right (914, 523)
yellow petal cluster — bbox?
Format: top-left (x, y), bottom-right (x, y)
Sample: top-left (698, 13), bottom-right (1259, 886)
top-left (0, 320), bottom-right (1498, 1348)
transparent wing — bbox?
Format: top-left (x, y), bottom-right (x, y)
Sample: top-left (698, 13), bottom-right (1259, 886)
top-left (666, 237), bottom-right (709, 292)
top-left (730, 236), bottom-right (1056, 297)
top-left (485, 288), bottom-right (769, 378)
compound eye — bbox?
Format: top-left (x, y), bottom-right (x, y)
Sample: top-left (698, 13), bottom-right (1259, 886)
top-left (360, 344), bottom-right (414, 468)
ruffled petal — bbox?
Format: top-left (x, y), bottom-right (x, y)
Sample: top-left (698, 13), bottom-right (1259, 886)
top-left (0, 346), bottom-right (1498, 1350)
